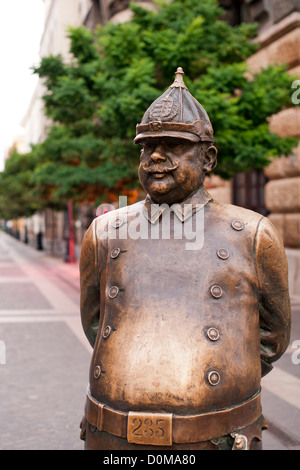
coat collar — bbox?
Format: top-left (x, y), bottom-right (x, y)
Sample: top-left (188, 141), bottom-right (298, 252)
top-left (142, 186), bottom-right (212, 224)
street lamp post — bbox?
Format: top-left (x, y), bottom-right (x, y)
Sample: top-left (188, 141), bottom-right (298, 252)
top-left (64, 200), bottom-right (76, 263)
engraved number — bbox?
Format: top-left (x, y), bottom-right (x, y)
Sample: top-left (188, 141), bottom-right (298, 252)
top-left (132, 418), bottom-right (142, 436)
top-left (144, 419), bottom-right (154, 438)
top-left (131, 418), bottom-right (166, 439)
top-left (155, 419), bottom-right (165, 438)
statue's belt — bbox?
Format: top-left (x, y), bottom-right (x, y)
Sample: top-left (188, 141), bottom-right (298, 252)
top-left (85, 386), bottom-right (262, 446)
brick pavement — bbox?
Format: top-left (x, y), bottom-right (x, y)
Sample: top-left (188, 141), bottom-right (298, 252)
top-left (0, 230), bottom-right (299, 450)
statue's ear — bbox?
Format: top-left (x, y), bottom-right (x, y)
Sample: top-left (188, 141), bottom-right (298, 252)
top-left (203, 145), bottom-right (217, 173)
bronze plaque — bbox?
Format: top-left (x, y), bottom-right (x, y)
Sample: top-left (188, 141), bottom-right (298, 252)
top-left (127, 412), bottom-right (172, 446)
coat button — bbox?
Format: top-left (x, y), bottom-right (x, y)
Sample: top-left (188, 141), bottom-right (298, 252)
top-left (94, 365), bottom-right (101, 379)
top-left (103, 325), bottom-right (112, 339)
top-left (111, 247), bottom-right (121, 259)
top-left (112, 217), bottom-right (124, 228)
top-left (207, 327), bottom-right (220, 341)
top-left (108, 286), bottom-right (119, 299)
top-left (231, 219), bottom-right (244, 231)
top-left (210, 285), bottom-right (223, 298)
top-left (217, 248), bottom-right (229, 260)
top-left (207, 370), bottom-right (220, 386)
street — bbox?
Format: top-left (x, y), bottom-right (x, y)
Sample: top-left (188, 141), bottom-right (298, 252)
top-left (0, 230), bottom-right (299, 450)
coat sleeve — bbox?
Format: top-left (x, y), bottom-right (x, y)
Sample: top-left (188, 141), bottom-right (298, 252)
top-left (80, 219), bottom-right (100, 348)
top-left (255, 216), bottom-right (291, 377)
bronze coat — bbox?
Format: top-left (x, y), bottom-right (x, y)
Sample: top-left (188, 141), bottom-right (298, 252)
top-left (80, 187), bottom-right (290, 418)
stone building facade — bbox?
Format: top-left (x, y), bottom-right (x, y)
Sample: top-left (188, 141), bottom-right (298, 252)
top-left (203, 1), bottom-right (300, 298)
top-left (247, 10), bottom-right (300, 250)
top-left (246, 5), bottom-right (300, 298)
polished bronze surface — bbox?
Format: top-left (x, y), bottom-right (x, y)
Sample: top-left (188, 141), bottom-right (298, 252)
top-left (79, 68), bottom-right (291, 450)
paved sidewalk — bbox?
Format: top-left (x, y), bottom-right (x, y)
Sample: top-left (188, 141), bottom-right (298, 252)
top-left (0, 231), bottom-right (91, 450)
top-left (0, 231), bottom-right (299, 450)
top-left (261, 296), bottom-right (300, 450)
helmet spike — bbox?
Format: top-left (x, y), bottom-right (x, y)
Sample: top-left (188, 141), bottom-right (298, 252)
top-left (170, 67), bottom-right (188, 89)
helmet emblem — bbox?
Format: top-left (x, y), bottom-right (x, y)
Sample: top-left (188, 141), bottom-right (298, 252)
top-left (149, 97), bottom-right (178, 122)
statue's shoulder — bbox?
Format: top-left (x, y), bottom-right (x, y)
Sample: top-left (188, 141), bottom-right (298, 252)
top-left (206, 199), bottom-right (284, 258)
top-left (207, 199), bottom-right (265, 232)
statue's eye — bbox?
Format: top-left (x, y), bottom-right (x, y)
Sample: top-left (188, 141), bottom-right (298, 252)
top-left (172, 143), bottom-right (183, 149)
top-left (142, 144), bottom-right (155, 153)
top-left (167, 139), bottom-right (187, 149)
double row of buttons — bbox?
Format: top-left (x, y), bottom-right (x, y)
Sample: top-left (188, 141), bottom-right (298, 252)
top-left (111, 217), bottom-right (244, 230)
top-left (94, 243), bottom-right (124, 379)
top-left (94, 369), bottom-right (222, 386)
top-left (208, 241), bottom-right (228, 385)
top-left (215, 242), bottom-right (229, 298)
top-left (94, 366), bottom-right (222, 386)
top-left (93, 326), bottom-right (114, 378)
top-left (94, 218), bottom-right (245, 384)
top-left (206, 328), bottom-right (221, 386)
top-left (205, 218), bottom-right (245, 387)
top-left (93, 325), bottom-right (114, 379)
top-left (108, 245), bottom-right (123, 299)
top-left (207, 227), bottom-right (237, 388)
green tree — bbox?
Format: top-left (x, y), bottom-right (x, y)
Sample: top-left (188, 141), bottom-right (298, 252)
top-left (0, 150), bottom-right (42, 219)
top-left (0, 0), bottom-right (298, 217)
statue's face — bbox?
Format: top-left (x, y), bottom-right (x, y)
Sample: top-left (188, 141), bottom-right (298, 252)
top-left (138, 137), bottom-right (216, 205)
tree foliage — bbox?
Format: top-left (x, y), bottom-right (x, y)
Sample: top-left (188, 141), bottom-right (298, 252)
top-left (0, 150), bottom-right (42, 218)
top-left (0, 0), bottom-right (298, 218)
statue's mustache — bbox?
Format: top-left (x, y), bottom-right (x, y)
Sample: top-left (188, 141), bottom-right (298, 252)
top-left (141, 161), bottom-right (179, 174)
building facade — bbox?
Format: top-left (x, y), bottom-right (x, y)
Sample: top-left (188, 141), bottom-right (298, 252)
top-left (20, 0), bottom-right (93, 257)
top-left (20, 0), bottom-right (159, 258)
top-left (205, 0), bottom-right (300, 298)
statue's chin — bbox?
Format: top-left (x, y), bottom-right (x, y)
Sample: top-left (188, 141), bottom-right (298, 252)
top-left (142, 175), bottom-right (174, 200)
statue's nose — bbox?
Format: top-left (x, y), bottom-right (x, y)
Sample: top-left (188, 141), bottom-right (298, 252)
top-left (151, 148), bottom-right (166, 162)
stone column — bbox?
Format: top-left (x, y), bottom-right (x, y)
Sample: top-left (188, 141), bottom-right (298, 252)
top-left (247, 12), bottom-right (300, 297)
top-left (264, 115), bottom-right (300, 248)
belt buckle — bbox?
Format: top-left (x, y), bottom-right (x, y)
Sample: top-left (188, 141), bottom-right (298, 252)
top-left (127, 411), bottom-right (172, 446)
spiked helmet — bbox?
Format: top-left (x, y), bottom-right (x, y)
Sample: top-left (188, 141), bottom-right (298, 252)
top-left (134, 67), bottom-right (214, 144)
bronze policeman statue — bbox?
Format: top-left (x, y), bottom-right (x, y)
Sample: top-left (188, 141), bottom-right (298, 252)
top-left (79, 67), bottom-right (291, 450)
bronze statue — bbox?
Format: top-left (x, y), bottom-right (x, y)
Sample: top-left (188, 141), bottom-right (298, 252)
top-left (79, 68), bottom-right (291, 450)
